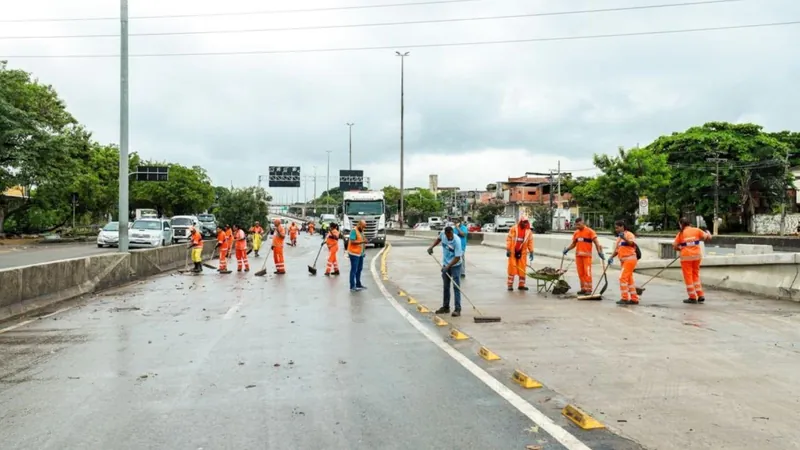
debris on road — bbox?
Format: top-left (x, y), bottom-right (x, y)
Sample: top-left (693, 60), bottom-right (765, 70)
top-left (245, 384), bottom-right (256, 389)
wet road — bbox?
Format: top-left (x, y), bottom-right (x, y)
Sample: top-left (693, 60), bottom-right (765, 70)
top-left (0, 233), bottom-right (583, 450)
top-left (0, 242), bottom-right (113, 269)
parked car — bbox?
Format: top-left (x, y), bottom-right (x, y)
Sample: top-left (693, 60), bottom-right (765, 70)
top-left (97, 222), bottom-right (120, 248)
top-left (196, 213), bottom-right (216, 237)
top-left (129, 218), bottom-right (173, 248)
top-left (637, 222), bottom-right (663, 232)
top-left (481, 223), bottom-right (496, 233)
top-left (171, 215), bottom-right (200, 243)
top-left (468, 223), bottom-right (481, 232)
top-left (414, 222), bottom-right (432, 231)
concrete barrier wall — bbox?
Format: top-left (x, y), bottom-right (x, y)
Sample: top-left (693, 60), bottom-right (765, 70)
top-left (0, 241), bottom-right (216, 322)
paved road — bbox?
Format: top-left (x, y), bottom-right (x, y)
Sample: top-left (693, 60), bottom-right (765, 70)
top-left (0, 242), bottom-right (114, 269)
top-left (387, 236), bottom-right (800, 450)
top-left (0, 232), bottom-right (620, 450)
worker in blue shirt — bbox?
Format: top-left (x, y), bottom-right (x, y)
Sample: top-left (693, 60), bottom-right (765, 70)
top-left (426, 226), bottom-right (463, 317)
top-left (455, 219), bottom-right (469, 278)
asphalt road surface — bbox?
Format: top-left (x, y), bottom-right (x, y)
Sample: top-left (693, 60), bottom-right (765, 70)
top-left (0, 232), bottom-right (616, 450)
top-left (0, 242), bottom-right (114, 270)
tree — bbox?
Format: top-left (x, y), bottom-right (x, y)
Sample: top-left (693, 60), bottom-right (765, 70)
top-left (214, 186), bottom-right (270, 228)
top-left (475, 199), bottom-right (505, 224)
top-left (403, 189), bottom-right (442, 225)
top-left (382, 185), bottom-right (401, 217)
top-left (0, 61), bottom-right (80, 235)
top-left (530, 205), bottom-right (552, 234)
top-left (131, 162), bottom-right (215, 218)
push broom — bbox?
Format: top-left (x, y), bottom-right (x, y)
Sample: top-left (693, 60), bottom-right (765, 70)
top-left (636, 256), bottom-right (679, 295)
top-left (254, 246), bottom-right (273, 277)
top-left (577, 260), bottom-right (609, 301)
top-left (308, 242), bottom-right (325, 275)
top-left (428, 253), bottom-right (501, 323)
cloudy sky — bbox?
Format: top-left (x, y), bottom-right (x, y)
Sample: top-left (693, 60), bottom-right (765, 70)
top-left (2, 0), bottom-right (798, 203)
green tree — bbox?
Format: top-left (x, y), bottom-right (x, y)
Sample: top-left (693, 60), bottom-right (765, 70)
top-left (131, 163), bottom-right (215, 218)
top-left (403, 189), bottom-right (442, 225)
top-left (214, 186), bottom-right (270, 228)
top-left (530, 205), bottom-right (552, 234)
top-left (382, 185), bottom-right (401, 217)
top-left (475, 199), bottom-right (505, 224)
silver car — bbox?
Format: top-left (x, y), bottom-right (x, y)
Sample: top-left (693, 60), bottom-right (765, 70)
top-left (97, 222), bottom-right (120, 248)
top-left (129, 218), bottom-right (173, 248)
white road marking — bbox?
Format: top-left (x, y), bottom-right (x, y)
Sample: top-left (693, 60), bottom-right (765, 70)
top-left (369, 250), bottom-right (592, 450)
top-left (0, 305), bottom-right (77, 335)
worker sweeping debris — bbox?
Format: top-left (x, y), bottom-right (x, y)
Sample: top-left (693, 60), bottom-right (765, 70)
top-left (187, 226), bottom-right (204, 273)
top-left (607, 220), bottom-right (640, 305)
top-left (577, 261), bottom-right (609, 301)
top-left (562, 217), bottom-right (605, 296)
top-left (215, 225), bottom-right (231, 274)
top-left (249, 221), bottom-right (264, 257)
top-left (673, 217), bottom-right (712, 304)
top-left (272, 218), bottom-right (287, 275)
top-left (323, 223), bottom-right (341, 276)
top-left (505, 216), bottom-right (534, 291)
top-left (232, 224), bottom-right (250, 272)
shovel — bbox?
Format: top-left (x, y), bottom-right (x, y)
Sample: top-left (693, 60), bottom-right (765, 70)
top-left (577, 260), bottom-right (609, 301)
top-left (254, 246), bottom-right (273, 277)
top-left (428, 253), bottom-right (501, 323)
top-left (308, 242), bottom-right (325, 275)
top-left (636, 256), bottom-right (679, 295)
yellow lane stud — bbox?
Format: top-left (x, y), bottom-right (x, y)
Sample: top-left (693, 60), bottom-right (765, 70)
top-left (417, 304), bottom-right (430, 313)
top-left (398, 291), bottom-right (406, 297)
top-left (433, 316), bottom-right (448, 326)
top-left (450, 328), bottom-right (469, 340)
top-left (478, 346), bottom-right (500, 361)
top-left (512, 369), bottom-right (543, 389)
top-left (562, 405), bottom-right (605, 430)
top-left (407, 297), bottom-right (418, 304)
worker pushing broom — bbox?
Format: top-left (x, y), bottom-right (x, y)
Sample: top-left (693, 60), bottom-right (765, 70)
top-left (562, 217), bottom-right (605, 297)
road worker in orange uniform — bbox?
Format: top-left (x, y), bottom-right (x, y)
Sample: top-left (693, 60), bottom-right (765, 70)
top-left (608, 220), bottom-right (639, 305)
top-left (225, 225), bottom-right (233, 262)
top-left (324, 223), bottom-right (341, 276)
top-left (215, 226), bottom-right (231, 274)
top-left (272, 218), bottom-right (287, 274)
top-left (505, 217), bottom-right (534, 291)
top-left (307, 222), bottom-right (315, 235)
top-left (673, 217), bottom-right (711, 304)
top-left (289, 222), bottom-right (299, 246)
top-left (562, 217), bottom-right (605, 295)
top-left (249, 221), bottom-right (264, 257)
top-left (232, 224), bottom-right (250, 272)
top-left (187, 226), bottom-right (204, 273)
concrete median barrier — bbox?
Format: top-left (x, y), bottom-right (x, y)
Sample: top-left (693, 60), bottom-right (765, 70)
top-left (0, 241), bottom-right (216, 322)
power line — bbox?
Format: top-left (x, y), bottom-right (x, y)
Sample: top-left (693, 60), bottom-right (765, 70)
top-left (0, 0), bottom-right (744, 40)
top-left (2, 20), bottom-right (797, 59)
top-left (0, 0), bottom-right (494, 23)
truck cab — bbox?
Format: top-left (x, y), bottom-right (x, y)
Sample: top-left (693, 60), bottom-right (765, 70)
top-left (342, 191), bottom-right (386, 248)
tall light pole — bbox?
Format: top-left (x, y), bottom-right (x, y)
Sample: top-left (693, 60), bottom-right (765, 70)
top-left (118, 0), bottom-right (130, 252)
top-left (396, 51), bottom-right (409, 228)
top-left (346, 123), bottom-right (354, 170)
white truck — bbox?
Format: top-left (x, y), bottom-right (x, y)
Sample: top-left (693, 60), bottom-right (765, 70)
top-left (494, 216), bottom-right (516, 233)
top-left (342, 191), bottom-right (387, 248)
top-left (134, 208), bottom-right (158, 220)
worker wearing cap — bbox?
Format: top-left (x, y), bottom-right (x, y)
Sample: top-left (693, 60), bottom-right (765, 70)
top-left (272, 218), bottom-right (286, 274)
top-left (249, 222), bottom-right (264, 257)
top-left (673, 217), bottom-right (711, 304)
top-left (232, 224), bottom-right (250, 272)
top-left (427, 226), bottom-right (463, 317)
top-left (215, 225), bottom-right (230, 273)
top-left (505, 216), bottom-right (534, 291)
top-left (563, 217), bottom-right (605, 295)
top-left (187, 226), bottom-right (204, 273)
top-left (324, 223), bottom-right (341, 276)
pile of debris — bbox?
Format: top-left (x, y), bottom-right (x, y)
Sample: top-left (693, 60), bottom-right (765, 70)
top-left (534, 266), bottom-right (566, 276)
top-left (552, 279), bottom-right (571, 295)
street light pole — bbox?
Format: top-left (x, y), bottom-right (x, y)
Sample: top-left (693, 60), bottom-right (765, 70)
top-left (346, 123), bottom-right (354, 171)
top-left (706, 155), bottom-right (727, 236)
top-left (396, 51), bottom-right (409, 228)
top-left (118, 0), bottom-right (130, 252)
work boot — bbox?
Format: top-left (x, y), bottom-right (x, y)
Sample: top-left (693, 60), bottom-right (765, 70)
top-left (193, 262), bottom-right (202, 273)
top-left (697, 296), bottom-right (706, 303)
top-left (616, 299), bottom-right (630, 305)
top-left (244, 268), bottom-right (250, 272)
top-left (518, 286), bottom-right (529, 291)
top-left (255, 251), bottom-right (259, 257)
top-left (451, 309), bottom-right (461, 317)
top-left (507, 286), bottom-right (513, 291)
top-left (332, 271), bottom-right (340, 276)
top-left (324, 272), bottom-right (331, 277)
top-left (435, 306), bottom-right (450, 314)
top-left (577, 290), bottom-right (588, 296)
top-left (683, 298), bottom-right (698, 304)
top-left (219, 269), bottom-right (232, 274)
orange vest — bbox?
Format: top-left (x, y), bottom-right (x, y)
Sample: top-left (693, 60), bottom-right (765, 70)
top-left (326, 229), bottom-right (340, 249)
top-left (273, 225), bottom-right (286, 247)
top-left (348, 228), bottom-right (364, 256)
top-left (572, 227), bottom-right (597, 257)
top-left (250, 226), bottom-right (263, 234)
top-left (235, 229), bottom-right (247, 250)
top-left (217, 230), bottom-right (228, 249)
top-left (225, 229), bottom-right (233, 246)
top-left (190, 231), bottom-right (203, 248)
top-left (616, 231), bottom-right (637, 260)
top-left (674, 227), bottom-right (704, 261)
top-left (506, 226), bottom-right (533, 254)
top-left (289, 225), bottom-right (298, 237)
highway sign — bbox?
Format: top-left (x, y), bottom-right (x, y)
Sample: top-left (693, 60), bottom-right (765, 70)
top-left (269, 166), bottom-right (301, 188)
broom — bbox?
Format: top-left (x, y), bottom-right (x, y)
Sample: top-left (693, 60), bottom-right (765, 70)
top-left (577, 260), bottom-right (609, 301)
top-left (428, 253), bottom-right (501, 323)
top-left (636, 256), bottom-right (679, 295)
top-left (177, 249), bottom-right (192, 274)
top-left (308, 242), bottom-right (325, 275)
top-left (254, 246), bottom-right (273, 277)
top-left (202, 246), bottom-right (219, 270)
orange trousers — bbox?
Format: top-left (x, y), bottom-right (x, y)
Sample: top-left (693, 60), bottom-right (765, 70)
top-left (273, 246), bottom-right (285, 273)
top-left (507, 253), bottom-right (527, 287)
top-left (326, 245), bottom-right (339, 274)
top-left (218, 246), bottom-right (229, 271)
top-left (576, 256), bottom-right (593, 293)
top-left (619, 258), bottom-right (639, 302)
top-left (680, 260), bottom-right (704, 299)
top-left (235, 247), bottom-right (250, 271)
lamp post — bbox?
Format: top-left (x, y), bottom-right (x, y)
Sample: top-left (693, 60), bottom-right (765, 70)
top-left (118, 0), bottom-right (130, 252)
top-left (396, 51), bottom-right (410, 228)
top-left (346, 123), bottom-right (354, 171)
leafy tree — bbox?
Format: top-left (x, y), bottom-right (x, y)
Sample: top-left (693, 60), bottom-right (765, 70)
top-left (214, 186), bottom-right (270, 228)
top-left (382, 185), bottom-right (401, 217)
top-left (475, 199), bottom-right (505, 224)
top-left (403, 189), bottom-right (442, 225)
top-left (130, 162), bottom-right (215, 218)
top-left (530, 205), bottom-right (552, 234)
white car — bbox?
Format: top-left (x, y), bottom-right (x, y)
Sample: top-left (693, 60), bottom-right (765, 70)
top-left (171, 215), bottom-right (200, 243)
top-left (129, 218), bottom-right (173, 248)
top-left (481, 223), bottom-right (496, 233)
top-left (97, 222), bottom-right (120, 248)
top-left (413, 223), bottom-right (432, 231)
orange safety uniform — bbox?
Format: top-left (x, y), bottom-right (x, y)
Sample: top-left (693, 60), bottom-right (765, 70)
top-left (616, 231), bottom-right (639, 303)
top-left (289, 224), bottom-right (299, 245)
top-left (572, 226), bottom-right (598, 293)
top-left (273, 224), bottom-right (286, 273)
top-left (308, 223), bottom-right (315, 234)
top-left (216, 230), bottom-right (228, 271)
top-left (506, 223), bottom-right (534, 289)
top-left (674, 226), bottom-right (707, 301)
top-left (225, 228), bottom-right (234, 260)
top-left (234, 228), bottom-right (250, 272)
top-left (325, 229), bottom-right (340, 275)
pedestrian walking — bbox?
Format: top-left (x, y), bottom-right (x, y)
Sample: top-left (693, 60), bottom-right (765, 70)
top-left (324, 223), bottom-right (341, 276)
top-left (272, 218), bottom-right (286, 274)
top-left (455, 219), bottom-right (469, 278)
top-left (347, 220), bottom-right (368, 292)
top-left (289, 222), bottom-right (299, 246)
top-left (562, 217), bottom-right (605, 295)
top-left (505, 216), bottom-right (534, 291)
top-left (232, 224), bottom-right (250, 272)
top-left (215, 225), bottom-right (230, 274)
top-left (249, 221), bottom-right (264, 257)
top-left (673, 217), bottom-right (712, 304)
top-left (187, 226), bottom-right (204, 273)
top-left (427, 226), bottom-right (464, 317)
top-left (608, 220), bottom-right (638, 305)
